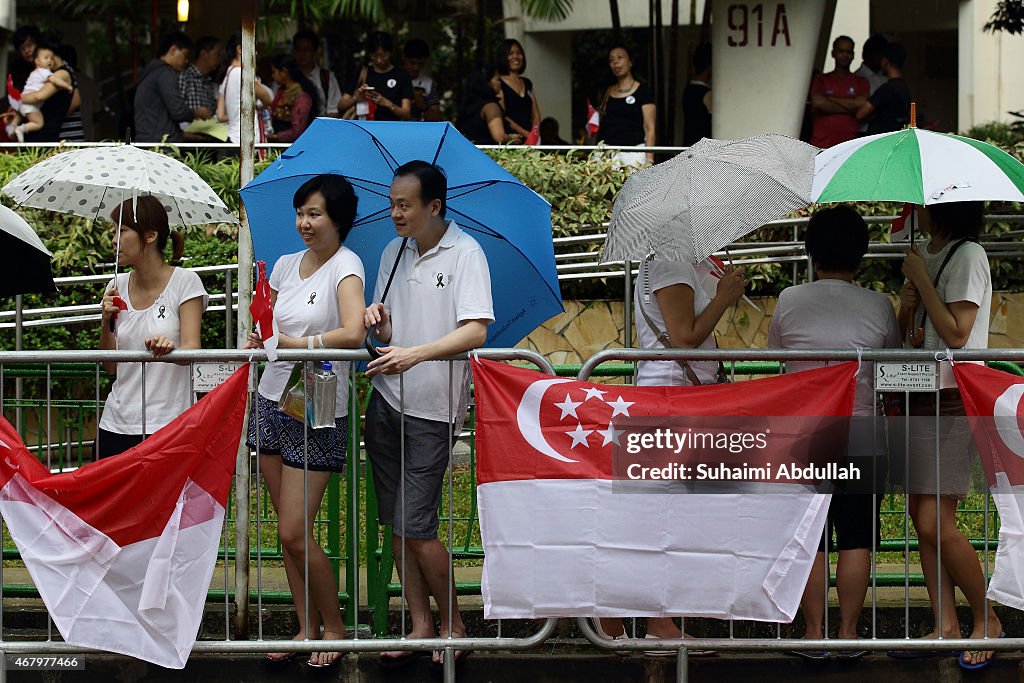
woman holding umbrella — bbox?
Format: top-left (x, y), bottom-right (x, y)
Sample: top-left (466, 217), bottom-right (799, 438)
top-left (97, 196), bottom-right (208, 458)
top-left (597, 253), bottom-right (745, 649)
top-left (897, 201), bottom-right (1002, 669)
top-left (244, 174), bottom-right (366, 668)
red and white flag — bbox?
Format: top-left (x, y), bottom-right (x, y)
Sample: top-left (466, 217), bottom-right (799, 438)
top-left (473, 359), bottom-right (857, 622)
top-left (6, 74), bottom-right (21, 111)
top-left (890, 203), bottom-right (917, 242)
top-left (0, 366), bottom-right (249, 668)
top-left (586, 99), bottom-right (600, 137)
top-left (955, 363), bottom-right (1024, 609)
top-left (249, 260), bottom-right (278, 360)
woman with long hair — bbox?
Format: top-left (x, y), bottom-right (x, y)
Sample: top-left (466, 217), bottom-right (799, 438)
top-left (337, 31), bottom-right (412, 121)
top-left (457, 64), bottom-right (522, 145)
top-left (216, 33), bottom-right (272, 145)
top-left (97, 196), bottom-right (207, 458)
top-left (267, 54), bottom-right (319, 142)
top-left (898, 201), bottom-right (1002, 670)
top-left (495, 38), bottom-right (540, 139)
top-left (596, 44), bottom-right (656, 167)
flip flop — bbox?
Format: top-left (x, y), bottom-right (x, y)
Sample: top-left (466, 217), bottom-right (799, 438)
top-left (306, 651), bottom-right (341, 669)
top-left (378, 649), bottom-right (424, 669)
top-left (958, 631), bottom-right (1006, 671)
top-left (789, 649), bottom-right (831, 660)
top-left (264, 652), bottom-right (298, 664)
top-left (835, 649), bottom-right (867, 660)
top-left (431, 647), bottom-right (470, 667)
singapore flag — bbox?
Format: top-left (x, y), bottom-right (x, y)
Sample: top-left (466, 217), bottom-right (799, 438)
top-left (472, 358), bottom-right (858, 622)
top-left (956, 363), bottom-right (1024, 609)
top-left (0, 366), bottom-right (249, 668)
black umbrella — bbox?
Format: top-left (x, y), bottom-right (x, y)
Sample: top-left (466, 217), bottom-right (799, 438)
top-left (0, 204), bottom-right (56, 297)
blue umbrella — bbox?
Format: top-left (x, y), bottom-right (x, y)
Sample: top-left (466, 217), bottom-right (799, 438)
top-left (240, 119), bottom-right (562, 347)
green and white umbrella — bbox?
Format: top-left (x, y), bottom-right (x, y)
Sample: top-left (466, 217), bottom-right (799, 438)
top-left (812, 127), bottom-right (1024, 205)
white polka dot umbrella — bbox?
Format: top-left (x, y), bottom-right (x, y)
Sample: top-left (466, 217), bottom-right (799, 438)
top-left (0, 145), bottom-right (238, 227)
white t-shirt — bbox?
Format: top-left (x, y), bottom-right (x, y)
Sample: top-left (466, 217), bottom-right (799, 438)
top-left (371, 222), bottom-right (494, 423)
top-left (99, 268), bottom-right (209, 434)
top-left (304, 66), bottom-right (341, 116)
top-left (854, 63), bottom-right (887, 95)
top-left (913, 239), bottom-right (991, 389)
top-left (634, 260), bottom-right (717, 386)
top-left (767, 279), bottom-right (900, 416)
top-left (257, 246), bottom-right (365, 418)
top-left (219, 66), bottom-right (242, 144)
top-left (18, 66), bottom-right (51, 115)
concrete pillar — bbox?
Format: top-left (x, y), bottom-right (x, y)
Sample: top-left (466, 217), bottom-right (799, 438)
top-left (711, 0), bottom-right (831, 138)
top-left (822, 0), bottom-right (869, 72)
top-left (958, 0), bottom-right (1024, 131)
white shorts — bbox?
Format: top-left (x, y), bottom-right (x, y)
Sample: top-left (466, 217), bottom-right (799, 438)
top-left (18, 102), bottom-right (39, 116)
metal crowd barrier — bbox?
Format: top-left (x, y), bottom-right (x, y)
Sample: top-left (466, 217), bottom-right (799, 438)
top-left (0, 348), bottom-right (556, 683)
top-left (577, 347), bottom-right (1024, 683)
top-left (1, 347), bottom-right (1024, 682)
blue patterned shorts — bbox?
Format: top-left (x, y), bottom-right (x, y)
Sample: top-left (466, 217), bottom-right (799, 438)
top-left (247, 393), bottom-right (348, 473)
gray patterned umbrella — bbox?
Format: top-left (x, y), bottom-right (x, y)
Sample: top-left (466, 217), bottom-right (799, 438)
top-left (601, 134), bottom-right (817, 264)
top-left (1, 145), bottom-right (238, 227)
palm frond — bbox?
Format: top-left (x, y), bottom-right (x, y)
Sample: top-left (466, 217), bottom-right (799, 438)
top-left (516, 0), bottom-right (574, 22)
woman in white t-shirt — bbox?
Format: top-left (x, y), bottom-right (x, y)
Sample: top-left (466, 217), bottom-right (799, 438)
top-left (898, 201), bottom-right (1000, 668)
top-left (597, 254), bottom-right (745, 649)
top-left (97, 196), bottom-right (209, 458)
top-left (216, 33), bottom-right (272, 144)
top-left (244, 175), bottom-right (366, 668)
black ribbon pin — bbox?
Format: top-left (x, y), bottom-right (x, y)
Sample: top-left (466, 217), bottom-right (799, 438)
top-left (307, 292), bottom-right (317, 305)
top-left (157, 304), bottom-right (166, 319)
top-left (436, 273), bottom-right (445, 288)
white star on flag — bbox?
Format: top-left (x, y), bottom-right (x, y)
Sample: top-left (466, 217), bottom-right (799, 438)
top-left (554, 393), bottom-right (583, 421)
top-left (597, 422), bottom-right (624, 446)
top-left (567, 423), bottom-right (593, 448)
top-left (607, 396), bottom-right (634, 418)
top-left (582, 387), bottom-right (607, 401)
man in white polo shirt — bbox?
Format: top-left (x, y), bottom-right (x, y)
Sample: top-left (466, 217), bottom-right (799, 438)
top-left (364, 160), bottom-right (493, 664)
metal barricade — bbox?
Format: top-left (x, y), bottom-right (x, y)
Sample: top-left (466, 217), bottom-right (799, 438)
top-left (575, 347), bottom-right (1024, 683)
top-left (0, 348), bottom-right (557, 683)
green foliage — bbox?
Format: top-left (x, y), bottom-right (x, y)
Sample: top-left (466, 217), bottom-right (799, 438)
top-left (963, 122), bottom-right (1024, 149)
top-left (984, 0), bottom-right (1024, 34)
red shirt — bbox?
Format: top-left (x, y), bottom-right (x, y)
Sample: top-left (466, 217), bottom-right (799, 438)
top-left (810, 71), bottom-right (869, 148)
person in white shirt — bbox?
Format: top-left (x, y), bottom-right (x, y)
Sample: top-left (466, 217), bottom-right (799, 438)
top-left (898, 201), bottom-right (1001, 669)
top-left (767, 205), bottom-right (899, 658)
top-left (596, 250), bottom-right (744, 651)
top-left (216, 33), bottom-right (272, 145)
top-left (292, 29), bottom-right (341, 117)
top-left (97, 196), bottom-right (208, 458)
top-left (244, 174), bottom-right (366, 668)
top-left (363, 161), bottom-right (493, 666)
top-left (403, 38), bottom-right (440, 122)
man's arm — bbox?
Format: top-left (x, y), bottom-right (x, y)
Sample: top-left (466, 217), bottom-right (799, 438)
top-left (161, 69), bottom-right (193, 123)
top-left (365, 320), bottom-right (488, 377)
top-left (811, 94), bottom-right (865, 115)
top-left (856, 99), bottom-right (875, 122)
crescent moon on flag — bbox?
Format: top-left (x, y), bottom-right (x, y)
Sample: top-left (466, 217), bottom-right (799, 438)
top-left (994, 383), bottom-right (1024, 459)
top-left (516, 378), bottom-right (578, 463)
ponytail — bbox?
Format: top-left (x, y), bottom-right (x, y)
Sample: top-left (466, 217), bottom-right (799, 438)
top-left (169, 231), bottom-right (185, 261)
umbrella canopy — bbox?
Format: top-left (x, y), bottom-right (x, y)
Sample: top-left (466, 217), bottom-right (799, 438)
top-left (601, 135), bottom-right (818, 264)
top-left (0, 204), bottom-right (56, 297)
top-left (239, 119), bottom-right (561, 348)
top-left (2, 145), bottom-right (238, 226)
top-left (812, 128), bottom-right (1024, 205)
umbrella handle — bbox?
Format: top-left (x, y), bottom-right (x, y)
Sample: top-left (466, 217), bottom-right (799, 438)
top-left (363, 325), bottom-right (383, 360)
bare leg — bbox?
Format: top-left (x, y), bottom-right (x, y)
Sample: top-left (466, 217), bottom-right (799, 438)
top-left (909, 494), bottom-right (962, 638)
top-left (836, 549), bottom-right (870, 640)
top-left (261, 454), bottom-right (318, 660)
top-left (18, 111), bottom-right (44, 134)
top-left (800, 552), bottom-right (828, 639)
top-left (397, 536), bottom-right (466, 663)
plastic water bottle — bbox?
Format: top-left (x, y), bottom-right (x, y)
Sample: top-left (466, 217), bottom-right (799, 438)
top-left (260, 107), bottom-right (274, 140)
top-left (308, 361), bottom-right (337, 429)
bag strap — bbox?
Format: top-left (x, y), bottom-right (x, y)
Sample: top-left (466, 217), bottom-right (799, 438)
top-left (636, 253), bottom-right (705, 386)
top-left (364, 238), bottom-right (408, 359)
top-left (916, 238), bottom-right (970, 335)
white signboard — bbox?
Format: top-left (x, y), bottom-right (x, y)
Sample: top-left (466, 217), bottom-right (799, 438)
top-left (874, 362), bottom-right (939, 392)
top-left (192, 362), bottom-right (245, 392)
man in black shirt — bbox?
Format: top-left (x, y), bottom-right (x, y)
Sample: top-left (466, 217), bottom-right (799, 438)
top-left (856, 42), bottom-right (911, 135)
